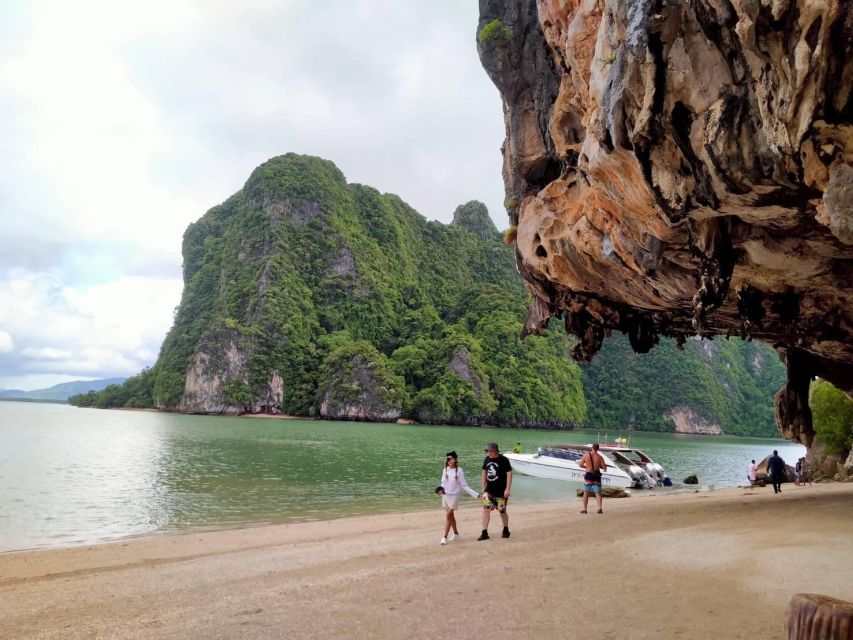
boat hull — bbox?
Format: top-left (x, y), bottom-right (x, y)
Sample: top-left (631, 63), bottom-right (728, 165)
top-left (505, 453), bottom-right (633, 488)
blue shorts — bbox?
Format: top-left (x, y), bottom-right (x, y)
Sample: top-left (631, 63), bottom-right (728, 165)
top-left (583, 483), bottom-right (601, 494)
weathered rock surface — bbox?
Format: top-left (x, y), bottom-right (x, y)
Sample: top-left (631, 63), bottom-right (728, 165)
top-left (575, 486), bottom-right (629, 498)
top-left (683, 474), bottom-right (698, 484)
top-left (664, 405), bottom-right (724, 435)
top-left (478, 0), bottom-right (853, 447)
top-left (317, 355), bottom-right (403, 423)
top-left (415, 347), bottom-right (495, 425)
top-left (177, 327), bottom-right (284, 415)
top-left (807, 440), bottom-right (848, 481)
top-left (450, 201), bottom-right (499, 240)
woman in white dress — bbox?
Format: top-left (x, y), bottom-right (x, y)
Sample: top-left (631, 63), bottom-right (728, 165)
top-left (437, 451), bottom-right (479, 545)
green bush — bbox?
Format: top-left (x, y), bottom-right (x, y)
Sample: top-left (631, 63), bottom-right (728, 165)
top-left (810, 379), bottom-right (853, 454)
top-left (478, 19), bottom-right (513, 45)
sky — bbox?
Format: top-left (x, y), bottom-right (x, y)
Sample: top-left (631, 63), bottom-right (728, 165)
top-left (0, 0), bottom-right (506, 391)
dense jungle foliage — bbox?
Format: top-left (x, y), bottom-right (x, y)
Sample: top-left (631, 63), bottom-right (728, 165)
top-left (583, 336), bottom-right (786, 436)
top-left (809, 379), bottom-right (853, 454)
top-left (71, 154), bottom-right (787, 435)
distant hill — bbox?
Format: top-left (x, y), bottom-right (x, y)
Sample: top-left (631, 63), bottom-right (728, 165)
top-left (0, 378), bottom-right (127, 402)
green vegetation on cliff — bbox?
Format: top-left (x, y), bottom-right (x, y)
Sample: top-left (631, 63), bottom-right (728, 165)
top-left (809, 379), bottom-right (853, 454)
top-left (582, 336), bottom-right (786, 436)
top-left (71, 154), bottom-right (787, 435)
top-left (477, 19), bottom-right (513, 46)
top-left (73, 154), bottom-right (585, 426)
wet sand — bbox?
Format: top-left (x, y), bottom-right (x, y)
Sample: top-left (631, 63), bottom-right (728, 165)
top-left (1, 483), bottom-right (851, 639)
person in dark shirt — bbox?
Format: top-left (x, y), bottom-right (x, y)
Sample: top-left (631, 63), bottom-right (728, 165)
top-left (479, 443), bottom-right (512, 541)
top-left (767, 450), bottom-right (787, 494)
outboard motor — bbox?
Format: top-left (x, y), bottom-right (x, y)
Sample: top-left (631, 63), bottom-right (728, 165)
top-left (628, 465), bottom-right (655, 489)
top-left (646, 463), bottom-right (665, 483)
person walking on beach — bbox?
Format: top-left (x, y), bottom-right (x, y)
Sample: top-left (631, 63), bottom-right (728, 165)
top-left (747, 459), bottom-right (758, 488)
top-left (799, 457), bottom-right (811, 485)
top-left (794, 458), bottom-right (803, 486)
top-left (438, 451), bottom-right (479, 545)
top-left (768, 450), bottom-right (787, 494)
top-left (579, 443), bottom-right (607, 514)
top-left (479, 443), bottom-right (512, 541)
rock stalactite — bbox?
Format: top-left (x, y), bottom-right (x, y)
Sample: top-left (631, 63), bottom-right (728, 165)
top-left (478, 0), bottom-right (853, 446)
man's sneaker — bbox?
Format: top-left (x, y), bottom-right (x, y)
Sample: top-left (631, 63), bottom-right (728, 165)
top-left (477, 530), bottom-right (490, 541)
top-left (448, 532), bottom-right (457, 542)
top-left (501, 527), bottom-right (511, 539)
top-left (440, 537), bottom-right (447, 545)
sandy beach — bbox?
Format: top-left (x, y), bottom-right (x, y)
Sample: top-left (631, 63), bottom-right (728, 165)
top-left (1, 483), bottom-right (851, 639)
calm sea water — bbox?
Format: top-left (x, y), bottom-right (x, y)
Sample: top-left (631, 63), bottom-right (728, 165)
top-left (0, 401), bottom-right (806, 552)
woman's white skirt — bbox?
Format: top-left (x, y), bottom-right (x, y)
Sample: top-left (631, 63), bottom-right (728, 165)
top-left (442, 492), bottom-right (460, 510)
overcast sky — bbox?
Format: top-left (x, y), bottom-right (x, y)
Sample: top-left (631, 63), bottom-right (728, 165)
top-left (0, 0), bottom-right (506, 390)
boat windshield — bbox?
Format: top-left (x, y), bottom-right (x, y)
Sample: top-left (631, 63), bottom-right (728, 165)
top-left (619, 449), bottom-right (652, 464)
top-left (611, 451), bottom-right (634, 465)
top-left (539, 447), bottom-right (584, 461)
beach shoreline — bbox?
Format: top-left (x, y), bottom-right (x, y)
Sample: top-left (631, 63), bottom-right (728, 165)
top-left (2, 483), bottom-right (851, 639)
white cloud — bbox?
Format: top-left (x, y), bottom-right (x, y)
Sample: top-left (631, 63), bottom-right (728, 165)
top-left (0, 330), bottom-right (13, 353)
top-left (0, 270), bottom-right (182, 389)
top-left (20, 347), bottom-right (71, 361)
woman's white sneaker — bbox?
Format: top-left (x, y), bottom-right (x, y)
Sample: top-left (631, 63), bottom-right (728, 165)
top-left (447, 533), bottom-right (457, 542)
top-left (440, 537), bottom-right (447, 545)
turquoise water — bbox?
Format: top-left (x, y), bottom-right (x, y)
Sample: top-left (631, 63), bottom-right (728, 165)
top-left (0, 401), bottom-right (806, 552)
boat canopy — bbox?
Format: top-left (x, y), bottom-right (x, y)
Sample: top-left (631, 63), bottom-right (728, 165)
top-left (607, 449), bottom-right (653, 464)
top-left (538, 447), bottom-right (584, 461)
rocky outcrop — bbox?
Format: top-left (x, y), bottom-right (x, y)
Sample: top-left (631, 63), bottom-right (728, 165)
top-left (664, 405), bottom-right (724, 435)
top-left (575, 486), bottom-right (629, 498)
top-left (317, 345), bottom-right (405, 423)
top-left (449, 347), bottom-right (481, 391)
top-left (415, 347), bottom-right (496, 425)
top-left (451, 201), bottom-right (499, 240)
top-left (806, 440), bottom-right (848, 481)
top-left (176, 327), bottom-right (284, 415)
top-left (478, 0), bottom-right (853, 447)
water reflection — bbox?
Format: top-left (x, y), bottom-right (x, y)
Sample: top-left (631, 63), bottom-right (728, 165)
top-left (0, 402), bottom-right (806, 552)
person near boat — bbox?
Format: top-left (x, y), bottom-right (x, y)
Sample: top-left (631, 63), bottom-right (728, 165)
top-left (747, 459), bottom-right (758, 488)
top-left (767, 450), bottom-right (787, 494)
top-left (798, 457), bottom-right (810, 485)
top-left (579, 443), bottom-right (607, 514)
top-left (437, 451), bottom-right (479, 545)
top-left (479, 443), bottom-right (512, 540)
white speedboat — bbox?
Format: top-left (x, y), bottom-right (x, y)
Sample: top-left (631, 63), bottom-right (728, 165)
top-left (505, 444), bottom-right (663, 489)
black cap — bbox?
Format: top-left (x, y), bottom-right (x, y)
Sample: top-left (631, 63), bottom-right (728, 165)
top-left (485, 443), bottom-right (499, 452)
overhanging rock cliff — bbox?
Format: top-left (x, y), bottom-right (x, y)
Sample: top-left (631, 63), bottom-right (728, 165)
top-left (478, 0), bottom-right (852, 446)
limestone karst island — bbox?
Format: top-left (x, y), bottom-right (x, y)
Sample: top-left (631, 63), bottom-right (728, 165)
top-left (1, 2), bottom-right (851, 639)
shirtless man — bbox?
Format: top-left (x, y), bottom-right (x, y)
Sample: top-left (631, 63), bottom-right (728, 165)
top-left (579, 443), bottom-right (607, 514)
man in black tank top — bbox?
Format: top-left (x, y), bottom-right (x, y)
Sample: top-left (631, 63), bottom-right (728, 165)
top-left (580, 443), bottom-right (606, 514)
